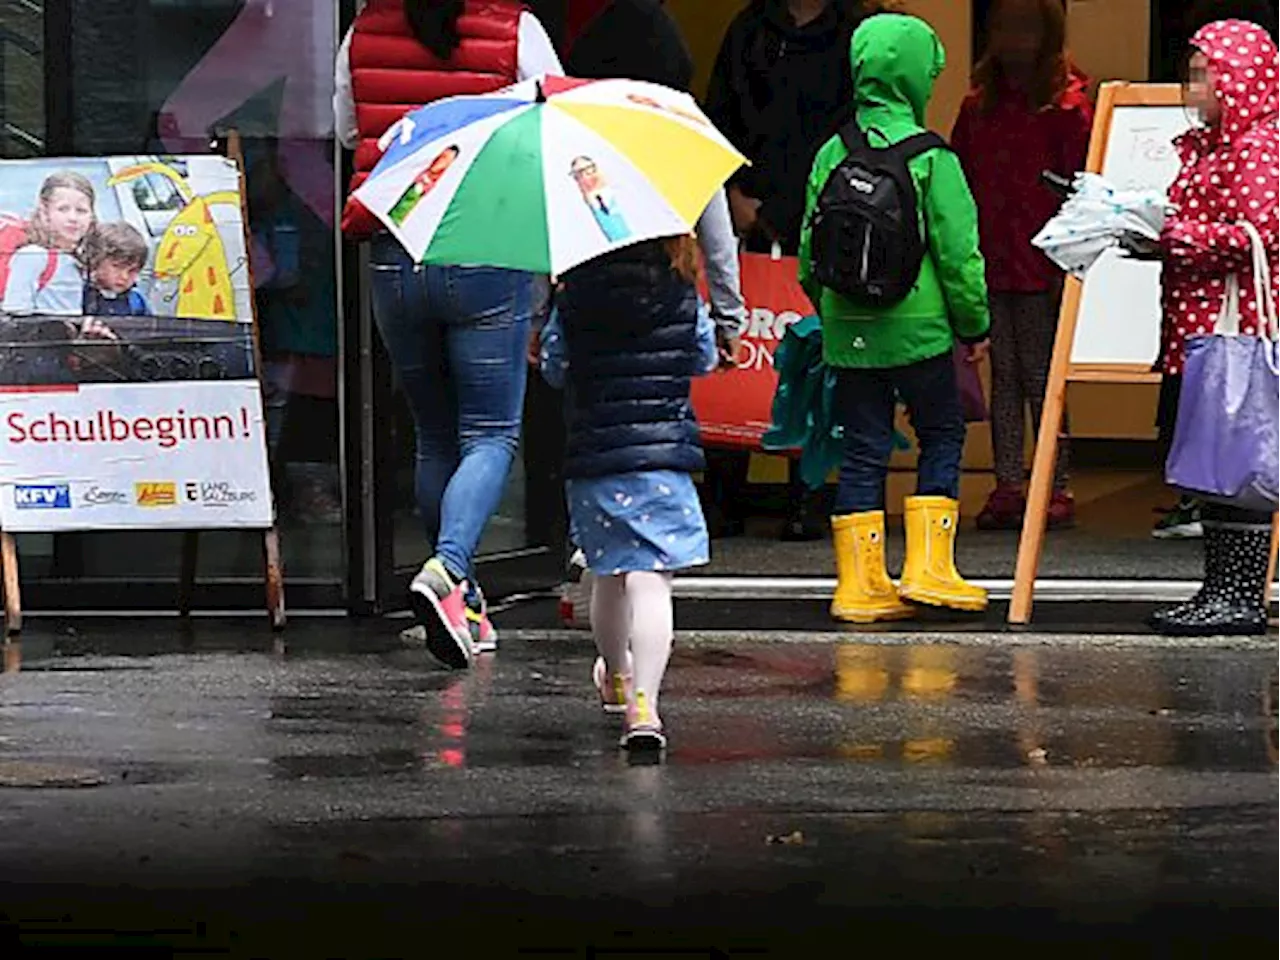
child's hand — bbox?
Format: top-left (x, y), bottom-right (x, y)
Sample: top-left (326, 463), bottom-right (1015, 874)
top-left (1118, 233), bottom-right (1163, 261)
top-left (964, 339), bottom-right (990, 365)
top-left (728, 186), bottom-right (762, 237)
top-left (527, 327), bottom-right (542, 366)
top-left (80, 318), bottom-right (118, 342)
top-left (718, 334), bottom-right (744, 369)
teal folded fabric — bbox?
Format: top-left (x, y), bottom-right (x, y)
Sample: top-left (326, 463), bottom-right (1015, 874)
top-left (762, 316), bottom-right (910, 491)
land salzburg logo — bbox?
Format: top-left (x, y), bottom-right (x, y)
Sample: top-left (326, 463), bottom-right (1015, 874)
top-left (184, 481), bottom-right (257, 507)
top-left (135, 482), bottom-right (178, 507)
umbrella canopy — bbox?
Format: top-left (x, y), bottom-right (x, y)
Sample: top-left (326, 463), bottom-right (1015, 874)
top-left (352, 74), bottom-right (746, 275)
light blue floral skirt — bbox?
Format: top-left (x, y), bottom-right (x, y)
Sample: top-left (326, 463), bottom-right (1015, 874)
top-left (566, 469), bottom-right (710, 576)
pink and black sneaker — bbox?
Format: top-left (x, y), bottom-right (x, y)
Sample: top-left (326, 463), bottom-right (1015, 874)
top-left (409, 558), bottom-right (474, 670)
top-left (466, 584), bottom-right (498, 655)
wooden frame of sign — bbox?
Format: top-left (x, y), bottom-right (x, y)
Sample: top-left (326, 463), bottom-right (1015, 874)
top-left (0, 131), bottom-right (286, 637)
top-left (1010, 82), bottom-right (1279, 624)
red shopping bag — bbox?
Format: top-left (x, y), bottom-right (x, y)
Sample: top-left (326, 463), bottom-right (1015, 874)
top-left (693, 252), bottom-right (814, 450)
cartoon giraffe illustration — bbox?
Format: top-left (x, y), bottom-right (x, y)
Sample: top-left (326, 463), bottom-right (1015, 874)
top-left (107, 162), bottom-right (242, 320)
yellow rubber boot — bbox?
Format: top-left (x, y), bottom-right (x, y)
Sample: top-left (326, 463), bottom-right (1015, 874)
top-left (831, 512), bottom-right (915, 624)
top-left (899, 496), bottom-right (988, 612)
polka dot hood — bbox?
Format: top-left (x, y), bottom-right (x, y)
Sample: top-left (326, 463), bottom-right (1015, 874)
top-left (1160, 19), bottom-right (1279, 376)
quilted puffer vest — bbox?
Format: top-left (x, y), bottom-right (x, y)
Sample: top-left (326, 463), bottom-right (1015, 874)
top-left (558, 245), bottom-right (705, 480)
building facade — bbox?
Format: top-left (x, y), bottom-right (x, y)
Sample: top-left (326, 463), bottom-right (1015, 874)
top-left (0, 1), bottom-right (1240, 613)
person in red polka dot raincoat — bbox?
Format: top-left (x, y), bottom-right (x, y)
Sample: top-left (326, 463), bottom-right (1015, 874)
top-left (1147, 18), bottom-right (1279, 637)
top-left (1160, 19), bottom-right (1278, 376)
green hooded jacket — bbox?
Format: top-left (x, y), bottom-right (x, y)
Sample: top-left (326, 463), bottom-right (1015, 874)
top-left (797, 14), bottom-right (990, 370)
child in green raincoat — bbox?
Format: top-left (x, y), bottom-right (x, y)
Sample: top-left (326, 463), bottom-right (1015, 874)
top-left (798, 13), bottom-right (991, 624)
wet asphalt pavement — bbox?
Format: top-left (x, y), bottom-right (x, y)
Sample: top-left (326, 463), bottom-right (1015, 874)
top-left (0, 617), bottom-right (1276, 957)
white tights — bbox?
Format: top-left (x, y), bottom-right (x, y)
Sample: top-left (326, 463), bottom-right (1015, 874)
top-left (589, 571), bottom-right (674, 709)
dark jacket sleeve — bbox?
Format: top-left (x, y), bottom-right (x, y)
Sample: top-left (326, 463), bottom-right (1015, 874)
top-left (949, 97), bottom-right (978, 178)
top-left (704, 16), bottom-right (751, 189)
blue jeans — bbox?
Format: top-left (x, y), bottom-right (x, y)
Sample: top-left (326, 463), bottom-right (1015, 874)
top-left (833, 351), bottom-right (966, 515)
top-left (368, 236), bottom-right (532, 581)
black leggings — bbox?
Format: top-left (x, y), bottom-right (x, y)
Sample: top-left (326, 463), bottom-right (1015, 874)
top-left (1203, 503), bottom-right (1273, 526)
top-left (1156, 374), bottom-right (1182, 462)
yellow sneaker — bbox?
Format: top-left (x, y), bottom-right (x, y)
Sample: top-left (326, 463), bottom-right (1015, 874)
top-left (592, 656), bottom-right (631, 715)
top-left (621, 690), bottom-right (666, 752)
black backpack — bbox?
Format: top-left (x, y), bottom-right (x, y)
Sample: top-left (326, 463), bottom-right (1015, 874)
top-left (809, 121), bottom-right (949, 308)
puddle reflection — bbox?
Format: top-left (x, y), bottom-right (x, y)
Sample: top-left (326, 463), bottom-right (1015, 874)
top-left (265, 655), bottom-right (497, 780)
top-left (421, 654), bottom-right (495, 771)
top-left (247, 640), bottom-right (1276, 778)
top-left (622, 764), bottom-right (669, 875)
top-left (1266, 673), bottom-right (1278, 766)
top-left (671, 644), bottom-right (1274, 773)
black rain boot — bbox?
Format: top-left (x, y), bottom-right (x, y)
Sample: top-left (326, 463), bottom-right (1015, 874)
top-left (1151, 519), bottom-right (1272, 637)
top-left (780, 477), bottom-right (827, 542)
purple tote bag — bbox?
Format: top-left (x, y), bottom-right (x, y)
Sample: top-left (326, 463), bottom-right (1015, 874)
top-left (953, 345), bottom-right (989, 423)
top-left (1166, 222), bottom-right (1279, 512)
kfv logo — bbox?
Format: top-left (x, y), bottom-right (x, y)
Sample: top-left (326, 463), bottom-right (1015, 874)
top-left (14, 484), bottom-right (71, 510)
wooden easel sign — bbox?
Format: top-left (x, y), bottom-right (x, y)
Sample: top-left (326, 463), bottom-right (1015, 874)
top-left (0, 144), bottom-right (284, 635)
top-left (1010, 82), bottom-right (1189, 625)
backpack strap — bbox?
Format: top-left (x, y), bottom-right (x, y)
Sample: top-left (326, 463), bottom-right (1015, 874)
top-left (838, 124), bottom-right (950, 163)
top-left (37, 249), bottom-right (58, 291)
top-left (837, 120), bottom-right (871, 156)
top-left (883, 131), bottom-right (951, 163)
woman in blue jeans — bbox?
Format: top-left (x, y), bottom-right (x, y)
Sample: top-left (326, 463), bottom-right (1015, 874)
top-left (335, 0), bottom-right (564, 668)
top-left (368, 237), bottom-right (535, 667)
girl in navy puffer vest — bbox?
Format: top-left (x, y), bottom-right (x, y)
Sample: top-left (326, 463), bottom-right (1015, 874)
top-left (540, 235), bottom-right (720, 754)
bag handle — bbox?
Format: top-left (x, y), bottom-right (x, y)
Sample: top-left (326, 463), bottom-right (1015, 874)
top-left (1213, 220), bottom-right (1277, 340)
top-left (1241, 220), bottom-right (1277, 341)
top-left (1214, 273), bottom-right (1242, 336)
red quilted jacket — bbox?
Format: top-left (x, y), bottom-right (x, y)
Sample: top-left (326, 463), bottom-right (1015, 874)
top-left (341, 0), bottom-right (521, 237)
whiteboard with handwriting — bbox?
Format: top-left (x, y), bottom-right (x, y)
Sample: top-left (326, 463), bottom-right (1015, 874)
top-left (1072, 104), bottom-right (1191, 367)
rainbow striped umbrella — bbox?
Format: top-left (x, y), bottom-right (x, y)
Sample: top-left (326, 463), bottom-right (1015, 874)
top-left (352, 75), bottom-right (746, 275)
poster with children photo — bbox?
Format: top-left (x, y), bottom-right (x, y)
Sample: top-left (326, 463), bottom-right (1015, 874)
top-left (0, 156), bottom-right (258, 387)
top-left (0, 156), bottom-right (272, 533)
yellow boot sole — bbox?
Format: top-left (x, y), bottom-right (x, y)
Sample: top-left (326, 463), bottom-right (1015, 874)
top-left (898, 584), bottom-right (988, 613)
top-left (831, 597), bottom-right (917, 624)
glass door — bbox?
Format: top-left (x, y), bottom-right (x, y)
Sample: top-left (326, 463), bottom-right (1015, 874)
top-left (0, 0), bottom-right (45, 159)
top-left (2, 0), bottom-right (350, 610)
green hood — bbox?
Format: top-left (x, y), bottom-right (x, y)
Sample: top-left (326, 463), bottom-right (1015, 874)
top-left (850, 14), bottom-right (945, 126)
